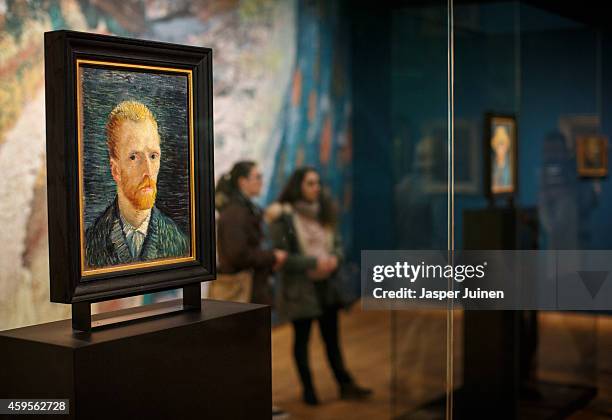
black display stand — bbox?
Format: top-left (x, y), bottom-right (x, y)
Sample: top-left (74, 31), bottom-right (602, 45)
top-left (462, 207), bottom-right (535, 417)
top-left (0, 299), bottom-right (271, 420)
top-left (460, 207), bottom-right (594, 419)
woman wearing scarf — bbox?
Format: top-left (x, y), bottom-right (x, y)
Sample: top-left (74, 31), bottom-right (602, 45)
top-left (266, 166), bottom-right (372, 405)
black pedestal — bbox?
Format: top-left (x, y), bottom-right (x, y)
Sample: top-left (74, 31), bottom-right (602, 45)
top-left (398, 207), bottom-right (596, 419)
top-left (460, 208), bottom-right (594, 419)
top-left (462, 208), bottom-right (537, 418)
top-left (0, 299), bottom-right (271, 420)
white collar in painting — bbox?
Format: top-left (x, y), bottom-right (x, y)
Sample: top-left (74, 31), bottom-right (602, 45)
top-left (120, 210), bottom-right (151, 237)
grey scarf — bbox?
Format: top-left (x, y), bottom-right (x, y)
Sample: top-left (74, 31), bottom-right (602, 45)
top-left (293, 200), bottom-right (320, 220)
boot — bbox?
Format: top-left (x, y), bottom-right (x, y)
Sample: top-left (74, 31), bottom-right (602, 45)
top-left (340, 382), bottom-right (373, 401)
top-left (303, 386), bottom-right (319, 406)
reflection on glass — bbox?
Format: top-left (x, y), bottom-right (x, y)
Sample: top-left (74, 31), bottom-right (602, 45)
top-left (454, 2), bottom-right (602, 418)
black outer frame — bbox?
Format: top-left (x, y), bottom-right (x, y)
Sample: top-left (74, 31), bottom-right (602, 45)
top-left (483, 112), bottom-right (519, 204)
top-left (44, 30), bottom-right (216, 304)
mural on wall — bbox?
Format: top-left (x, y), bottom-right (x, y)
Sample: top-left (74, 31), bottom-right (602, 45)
top-left (0, 0), bottom-right (351, 330)
top-left (266, 0), bottom-right (353, 247)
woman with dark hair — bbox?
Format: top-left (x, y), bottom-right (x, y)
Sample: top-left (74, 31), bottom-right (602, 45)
top-left (212, 161), bottom-right (287, 304)
top-left (266, 167), bottom-right (372, 405)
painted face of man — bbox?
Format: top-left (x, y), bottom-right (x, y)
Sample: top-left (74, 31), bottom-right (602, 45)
top-left (110, 119), bottom-right (161, 210)
top-left (492, 126), bottom-right (510, 162)
top-left (586, 138), bottom-right (600, 163)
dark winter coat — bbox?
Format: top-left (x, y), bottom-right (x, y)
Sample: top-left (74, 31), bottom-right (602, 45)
top-left (266, 202), bottom-right (343, 321)
top-left (217, 193), bottom-right (276, 304)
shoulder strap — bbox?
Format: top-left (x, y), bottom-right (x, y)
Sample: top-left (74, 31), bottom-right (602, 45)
top-left (280, 211), bottom-right (301, 254)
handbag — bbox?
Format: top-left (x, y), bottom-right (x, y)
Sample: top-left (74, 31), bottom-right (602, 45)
top-left (329, 261), bottom-right (360, 310)
top-left (208, 270), bottom-right (253, 303)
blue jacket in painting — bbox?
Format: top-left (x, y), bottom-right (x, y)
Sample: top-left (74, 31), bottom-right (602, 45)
top-left (85, 197), bottom-right (189, 269)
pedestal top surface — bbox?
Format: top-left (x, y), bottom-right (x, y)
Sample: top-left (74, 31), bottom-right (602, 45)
top-left (0, 299), bottom-right (267, 348)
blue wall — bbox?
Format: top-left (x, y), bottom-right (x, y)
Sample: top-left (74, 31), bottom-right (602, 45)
top-left (456, 3), bottom-right (612, 250)
top-left (364, 2), bottom-right (612, 252)
top-left (352, 4), bottom-right (450, 258)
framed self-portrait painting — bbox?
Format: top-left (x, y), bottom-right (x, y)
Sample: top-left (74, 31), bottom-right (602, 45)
top-left (576, 135), bottom-right (608, 177)
top-left (484, 113), bottom-right (518, 198)
top-left (44, 31), bottom-right (215, 304)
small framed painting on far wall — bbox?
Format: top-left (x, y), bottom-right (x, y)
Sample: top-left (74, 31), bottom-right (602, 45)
top-left (576, 135), bottom-right (608, 178)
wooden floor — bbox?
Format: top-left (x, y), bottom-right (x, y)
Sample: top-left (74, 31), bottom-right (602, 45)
top-left (272, 307), bottom-right (393, 420)
top-left (272, 307), bottom-right (612, 420)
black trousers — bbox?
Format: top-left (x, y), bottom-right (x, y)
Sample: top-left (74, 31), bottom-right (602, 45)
top-left (291, 307), bottom-right (352, 392)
